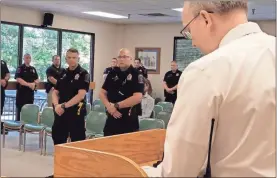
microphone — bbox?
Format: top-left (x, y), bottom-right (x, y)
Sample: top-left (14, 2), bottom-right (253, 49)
top-left (203, 118), bottom-right (215, 178)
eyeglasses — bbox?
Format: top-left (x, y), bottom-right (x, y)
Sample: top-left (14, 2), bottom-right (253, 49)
top-left (180, 11), bottom-right (214, 40)
top-left (117, 55), bottom-right (131, 59)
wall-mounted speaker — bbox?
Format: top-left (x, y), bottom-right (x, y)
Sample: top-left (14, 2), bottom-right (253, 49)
top-left (42, 13), bottom-right (54, 27)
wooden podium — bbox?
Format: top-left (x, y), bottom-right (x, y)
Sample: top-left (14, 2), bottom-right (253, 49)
top-left (54, 129), bottom-right (166, 177)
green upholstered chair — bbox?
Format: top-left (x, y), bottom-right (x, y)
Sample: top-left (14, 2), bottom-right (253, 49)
top-left (40, 107), bottom-right (55, 156)
top-left (153, 105), bottom-right (163, 118)
top-left (139, 118), bottom-right (165, 131)
top-left (156, 102), bottom-right (174, 113)
top-left (85, 111), bottom-right (107, 139)
top-left (156, 111), bottom-right (172, 128)
top-left (21, 104), bottom-right (42, 153)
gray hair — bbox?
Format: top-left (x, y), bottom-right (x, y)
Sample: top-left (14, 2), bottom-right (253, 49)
top-left (189, 1), bottom-right (248, 15)
top-left (23, 53), bottom-right (31, 58)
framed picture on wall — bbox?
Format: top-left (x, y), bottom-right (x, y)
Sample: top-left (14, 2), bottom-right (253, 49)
top-left (135, 47), bottom-right (161, 74)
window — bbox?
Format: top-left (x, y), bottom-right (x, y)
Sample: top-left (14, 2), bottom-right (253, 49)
top-left (1, 23), bottom-right (20, 81)
top-left (173, 37), bottom-right (203, 71)
top-left (61, 31), bottom-right (92, 73)
top-left (23, 26), bottom-right (58, 82)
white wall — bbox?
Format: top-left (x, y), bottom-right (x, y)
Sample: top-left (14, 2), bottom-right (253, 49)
top-left (0, 5), bottom-right (120, 99)
top-left (122, 21), bottom-right (276, 99)
top-left (1, 5), bottom-right (276, 100)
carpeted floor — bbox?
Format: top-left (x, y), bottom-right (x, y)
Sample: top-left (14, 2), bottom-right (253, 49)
top-left (1, 131), bottom-right (54, 177)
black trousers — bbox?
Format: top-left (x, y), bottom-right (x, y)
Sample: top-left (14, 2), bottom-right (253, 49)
top-left (165, 93), bottom-right (177, 105)
top-left (52, 105), bottom-right (86, 145)
top-left (103, 112), bottom-right (139, 137)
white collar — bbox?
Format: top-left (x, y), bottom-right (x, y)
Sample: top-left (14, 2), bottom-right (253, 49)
top-left (219, 22), bottom-right (262, 48)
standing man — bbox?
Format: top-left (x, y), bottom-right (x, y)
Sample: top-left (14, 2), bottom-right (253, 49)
top-left (134, 58), bottom-right (148, 78)
top-left (99, 48), bottom-right (144, 136)
top-left (1, 60), bottom-right (10, 134)
top-left (15, 53), bottom-right (39, 121)
top-left (103, 58), bottom-right (118, 80)
top-left (52, 48), bottom-right (89, 145)
top-left (163, 61), bottom-right (182, 104)
top-left (45, 55), bottom-right (65, 107)
top-left (143, 1), bottom-right (275, 177)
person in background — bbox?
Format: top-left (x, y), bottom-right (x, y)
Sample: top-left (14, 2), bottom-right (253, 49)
top-left (163, 61), bottom-right (182, 104)
top-left (103, 58), bottom-right (118, 80)
top-left (45, 55), bottom-right (65, 107)
top-left (52, 48), bottom-right (89, 145)
top-left (143, 1), bottom-right (275, 177)
top-left (1, 60), bottom-right (10, 134)
top-left (15, 53), bottom-right (39, 121)
top-left (99, 48), bottom-right (144, 136)
top-left (139, 78), bottom-right (154, 119)
top-left (134, 58), bottom-right (148, 78)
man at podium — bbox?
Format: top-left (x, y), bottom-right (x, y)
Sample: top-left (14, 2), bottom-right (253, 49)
top-left (99, 48), bottom-right (144, 136)
top-left (143, 1), bottom-right (275, 177)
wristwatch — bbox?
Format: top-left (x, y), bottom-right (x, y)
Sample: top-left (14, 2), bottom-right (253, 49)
top-left (61, 103), bottom-right (66, 110)
top-left (114, 103), bottom-right (120, 110)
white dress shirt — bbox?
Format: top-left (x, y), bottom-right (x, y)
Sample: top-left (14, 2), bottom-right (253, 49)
top-left (143, 22), bottom-right (276, 177)
top-left (139, 93), bottom-right (155, 119)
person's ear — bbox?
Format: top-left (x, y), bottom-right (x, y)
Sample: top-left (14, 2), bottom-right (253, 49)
top-left (199, 10), bottom-right (213, 28)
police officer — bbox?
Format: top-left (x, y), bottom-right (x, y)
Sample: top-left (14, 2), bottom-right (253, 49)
top-left (45, 55), bottom-right (65, 107)
top-left (134, 58), bottom-right (148, 78)
top-left (103, 58), bottom-right (118, 80)
top-left (1, 60), bottom-right (10, 134)
top-left (99, 48), bottom-right (144, 136)
top-left (15, 53), bottom-right (39, 121)
top-left (163, 61), bottom-right (182, 104)
top-left (52, 48), bottom-right (90, 145)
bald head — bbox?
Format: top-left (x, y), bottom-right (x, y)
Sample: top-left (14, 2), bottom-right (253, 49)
top-left (117, 48), bottom-right (132, 70)
top-left (182, 0), bottom-right (248, 54)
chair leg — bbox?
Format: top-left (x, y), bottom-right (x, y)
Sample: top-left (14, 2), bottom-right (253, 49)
top-left (43, 132), bottom-right (47, 156)
top-left (39, 131), bottom-right (42, 149)
top-left (19, 127), bottom-right (23, 151)
top-left (2, 126), bottom-right (6, 148)
top-left (40, 131), bottom-right (43, 155)
top-left (23, 130), bottom-right (26, 152)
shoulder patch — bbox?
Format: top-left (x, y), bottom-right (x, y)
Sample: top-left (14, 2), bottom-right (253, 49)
top-left (138, 74), bottom-right (144, 84)
top-left (16, 67), bottom-right (21, 73)
top-left (84, 73), bottom-right (90, 83)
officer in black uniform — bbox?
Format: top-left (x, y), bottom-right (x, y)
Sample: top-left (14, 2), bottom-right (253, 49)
top-left (99, 48), bottom-right (144, 136)
top-left (103, 58), bottom-right (118, 80)
top-left (1, 60), bottom-right (10, 134)
top-left (45, 55), bottom-right (65, 107)
top-left (134, 58), bottom-right (148, 78)
top-left (15, 53), bottom-right (39, 121)
top-left (163, 61), bottom-right (182, 104)
top-left (52, 48), bottom-right (89, 145)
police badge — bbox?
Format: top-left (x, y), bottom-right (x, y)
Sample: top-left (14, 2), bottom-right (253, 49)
top-left (127, 74), bottom-right (132, 81)
top-left (75, 74), bottom-right (80, 80)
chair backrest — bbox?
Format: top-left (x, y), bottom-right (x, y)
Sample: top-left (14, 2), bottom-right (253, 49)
top-left (156, 102), bottom-right (173, 113)
top-left (157, 111), bottom-right (171, 128)
top-left (93, 104), bottom-right (106, 112)
top-left (21, 104), bottom-right (40, 124)
top-left (40, 107), bottom-right (55, 127)
top-left (86, 111), bottom-right (107, 135)
top-left (139, 118), bottom-right (165, 131)
top-left (153, 105), bottom-right (163, 118)
top-left (86, 103), bottom-right (92, 113)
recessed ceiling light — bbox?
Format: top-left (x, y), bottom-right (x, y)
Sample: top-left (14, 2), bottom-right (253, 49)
top-left (83, 11), bottom-right (128, 19)
top-left (172, 8), bottom-right (183, 12)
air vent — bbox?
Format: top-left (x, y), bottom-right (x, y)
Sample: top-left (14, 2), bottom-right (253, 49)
top-left (139, 13), bottom-right (170, 17)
